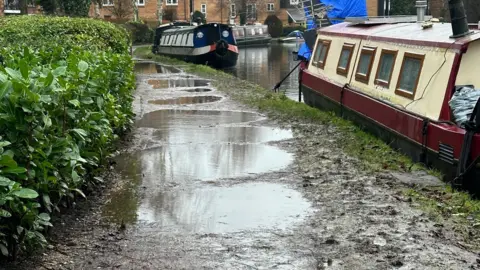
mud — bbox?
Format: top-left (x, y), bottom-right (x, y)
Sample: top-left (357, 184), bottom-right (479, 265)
top-left (148, 95), bottom-right (222, 105)
top-left (7, 61), bottom-right (480, 270)
top-left (147, 78), bottom-right (210, 89)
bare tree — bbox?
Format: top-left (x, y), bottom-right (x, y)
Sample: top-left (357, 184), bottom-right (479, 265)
top-left (157, 0), bottom-right (163, 24)
top-left (107, 0), bottom-right (133, 19)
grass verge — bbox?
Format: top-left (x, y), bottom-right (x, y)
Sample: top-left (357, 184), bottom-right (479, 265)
top-left (134, 46), bottom-right (480, 243)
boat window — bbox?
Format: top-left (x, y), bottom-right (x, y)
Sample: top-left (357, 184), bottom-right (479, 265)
top-left (355, 46), bottom-right (376, 84)
top-left (186, 33), bottom-right (194, 46)
top-left (165, 35), bottom-right (170, 45)
top-left (395, 52), bottom-right (425, 99)
top-left (176, 34), bottom-right (183, 46)
top-left (374, 49), bottom-right (398, 88)
top-left (160, 36), bottom-right (165, 45)
top-left (312, 39), bottom-right (331, 69)
top-left (336, 43), bottom-right (355, 76)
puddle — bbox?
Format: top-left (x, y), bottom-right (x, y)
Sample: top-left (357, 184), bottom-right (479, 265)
top-left (147, 79), bottom-right (210, 89)
top-left (183, 88), bottom-right (213, 93)
top-left (104, 182), bottom-right (310, 233)
top-left (148, 96), bottom-right (222, 105)
top-left (152, 126), bottom-right (293, 144)
top-left (136, 110), bottom-right (261, 129)
top-left (134, 62), bottom-right (180, 74)
top-left (115, 144), bottom-right (293, 184)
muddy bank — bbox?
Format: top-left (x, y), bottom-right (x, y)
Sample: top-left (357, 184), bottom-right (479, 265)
top-left (5, 59), bottom-right (480, 270)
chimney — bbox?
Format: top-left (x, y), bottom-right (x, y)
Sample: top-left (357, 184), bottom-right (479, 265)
top-left (448, 0), bottom-right (471, 38)
top-left (416, 0), bottom-right (427, 22)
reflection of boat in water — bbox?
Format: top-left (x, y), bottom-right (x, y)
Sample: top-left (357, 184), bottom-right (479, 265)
top-left (299, 2), bottom-right (480, 192)
top-left (279, 30), bottom-right (304, 43)
top-left (232, 24), bottom-right (272, 46)
top-left (152, 22), bottom-right (238, 68)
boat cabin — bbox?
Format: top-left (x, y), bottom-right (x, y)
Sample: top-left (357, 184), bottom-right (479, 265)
top-left (232, 24), bottom-right (271, 46)
top-left (300, 13), bottom-right (480, 189)
top-left (152, 23), bottom-right (238, 68)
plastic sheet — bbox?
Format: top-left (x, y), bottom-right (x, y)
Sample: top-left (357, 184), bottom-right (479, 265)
top-left (449, 85), bottom-right (480, 127)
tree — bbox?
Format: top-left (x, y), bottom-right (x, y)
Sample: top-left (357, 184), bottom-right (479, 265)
top-left (107, 0), bottom-right (133, 19)
top-left (157, 0), bottom-right (163, 25)
top-left (37, 0), bottom-right (58, 14)
top-left (132, 0), bottom-right (139, 22)
top-left (389, 0), bottom-right (416, 15)
top-left (163, 7), bottom-right (177, 21)
top-left (62, 0), bottom-right (92, 17)
top-left (192, 10), bottom-right (206, 24)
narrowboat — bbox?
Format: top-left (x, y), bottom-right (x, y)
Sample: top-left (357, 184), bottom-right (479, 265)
top-left (299, 1), bottom-right (480, 192)
top-left (232, 24), bottom-right (272, 46)
top-left (152, 23), bottom-right (238, 68)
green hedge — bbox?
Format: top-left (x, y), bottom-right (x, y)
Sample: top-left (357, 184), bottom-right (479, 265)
top-left (124, 21), bottom-right (155, 45)
top-left (0, 16), bottom-right (130, 54)
top-left (264, 15), bottom-right (283, 38)
top-left (0, 16), bottom-right (134, 260)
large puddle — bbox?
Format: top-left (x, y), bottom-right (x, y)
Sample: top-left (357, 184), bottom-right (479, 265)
top-left (152, 126), bottom-right (293, 144)
top-left (136, 110), bottom-right (261, 129)
top-left (147, 78), bottom-right (210, 89)
top-left (135, 62), bottom-right (181, 74)
top-left (183, 88), bottom-right (212, 93)
top-left (104, 181), bottom-right (309, 233)
top-left (148, 96), bottom-right (222, 105)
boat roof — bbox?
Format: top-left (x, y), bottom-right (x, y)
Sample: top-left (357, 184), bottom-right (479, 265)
top-left (319, 22), bottom-right (480, 50)
top-left (163, 23), bottom-right (231, 34)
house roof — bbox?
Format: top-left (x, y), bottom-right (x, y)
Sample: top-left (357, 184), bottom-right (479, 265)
top-left (319, 22), bottom-right (480, 50)
top-left (286, 8), bottom-right (305, 23)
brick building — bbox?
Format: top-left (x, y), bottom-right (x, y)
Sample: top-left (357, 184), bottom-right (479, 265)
top-left (430, 0), bottom-right (480, 23)
top-left (0, 0), bottom-right (39, 16)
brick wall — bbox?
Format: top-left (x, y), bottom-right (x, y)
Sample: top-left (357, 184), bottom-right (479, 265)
top-left (430, 0), bottom-right (449, 20)
top-left (430, 0), bottom-right (480, 23)
top-left (0, 1), bottom-right (4, 16)
top-left (90, 0), bottom-right (190, 24)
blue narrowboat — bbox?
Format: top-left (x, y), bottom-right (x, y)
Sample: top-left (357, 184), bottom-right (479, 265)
top-left (152, 23), bottom-right (238, 68)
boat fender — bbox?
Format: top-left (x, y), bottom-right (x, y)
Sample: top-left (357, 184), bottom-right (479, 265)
top-left (455, 97), bottom-right (480, 184)
top-left (215, 39), bottom-right (229, 56)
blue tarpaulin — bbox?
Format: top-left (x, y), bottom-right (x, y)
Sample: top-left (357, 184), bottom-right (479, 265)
top-left (298, 0), bottom-right (367, 60)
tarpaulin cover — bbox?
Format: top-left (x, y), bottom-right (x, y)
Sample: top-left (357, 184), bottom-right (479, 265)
top-left (298, 0), bottom-right (367, 60)
top-left (449, 85), bottom-right (480, 128)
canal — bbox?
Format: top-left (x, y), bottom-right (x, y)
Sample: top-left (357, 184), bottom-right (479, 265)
top-left (223, 42), bottom-right (303, 101)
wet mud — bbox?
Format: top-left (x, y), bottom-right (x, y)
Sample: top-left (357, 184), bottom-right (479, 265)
top-left (148, 95), bottom-right (222, 105)
top-left (8, 61), bottom-right (480, 270)
top-left (147, 78), bottom-right (210, 89)
top-left (134, 62), bottom-right (181, 74)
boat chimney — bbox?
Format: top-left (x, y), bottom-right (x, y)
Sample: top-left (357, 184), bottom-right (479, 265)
top-left (448, 0), bottom-right (470, 38)
top-left (416, 0), bottom-right (427, 22)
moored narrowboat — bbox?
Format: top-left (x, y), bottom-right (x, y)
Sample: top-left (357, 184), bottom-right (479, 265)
top-left (232, 24), bottom-right (272, 46)
top-left (299, 1), bottom-right (480, 192)
top-left (152, 23), bottom-right (238, 68)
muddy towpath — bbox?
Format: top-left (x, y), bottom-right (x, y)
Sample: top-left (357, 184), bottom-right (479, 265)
top-left (5, 59), bottom-right (480, 270)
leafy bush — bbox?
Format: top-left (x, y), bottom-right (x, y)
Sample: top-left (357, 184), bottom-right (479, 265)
top-left (282, 25), bottom-right (306, 36)
top-left (264, 15), bottom-right (283, 38)
top-left (192, 10), bottom-right (206, 24)
top-left (124, 21), bottom-right (154, 45)
top-left (0, 16), bottom-right (130, 54)
top-left (0, 16), bottom-right (135, 260)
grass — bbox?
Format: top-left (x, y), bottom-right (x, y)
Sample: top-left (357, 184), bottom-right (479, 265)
top-left (134, 47), bottom-right (480, 238)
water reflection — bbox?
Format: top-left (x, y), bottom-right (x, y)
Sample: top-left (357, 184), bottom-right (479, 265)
top-left (147, 78), bottom-right (210, 89)
top-left (148, 96), bottom-right (222, 105)
top-left (152, 126), bottom-right (293, 144)
top-left (135, 62), bottom-right (181, 74)
top-left (224, 43), bottom-right (301, 101)
top-left (115, 144), bottom-right (293, 185)
top-left (136, 110), bottom-right (261, 129)
top-left (138, 182), bottom-right (311, 233)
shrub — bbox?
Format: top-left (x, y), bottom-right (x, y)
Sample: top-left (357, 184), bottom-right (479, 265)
top-left (0, 16), bottom-right (135, 260)
top-left (192, 10), bottom-right (206, 24)
top-left (0, 16), bottom-right (131, 54)
top-left (264, 15), bottom-right (283, 38)
top-left (124, 21), bottom-right (154, 45)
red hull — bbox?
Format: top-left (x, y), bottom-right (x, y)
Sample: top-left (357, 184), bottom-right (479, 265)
top-left (300, 67), bottom-right (480, 169)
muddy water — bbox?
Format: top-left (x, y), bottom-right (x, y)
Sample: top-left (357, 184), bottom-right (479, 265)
top-left (134, 62), bottom-right (181, 74)
top-left (182, 88), bottom-right (212, 93)
top-left (148, 95), bottom-right (222, 105)
top-left (103, 65), bottom-right (311, 235)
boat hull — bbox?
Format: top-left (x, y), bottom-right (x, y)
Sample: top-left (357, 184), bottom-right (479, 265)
top-left (300, 67), bottom-right (480, 194)
top-left (155, 46), bottom-right (238, 68)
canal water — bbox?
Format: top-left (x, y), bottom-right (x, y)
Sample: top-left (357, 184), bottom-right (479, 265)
top-left (223, 43), bottom-right (303, 101)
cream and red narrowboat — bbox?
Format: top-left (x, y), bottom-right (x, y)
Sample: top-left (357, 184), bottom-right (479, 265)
top-left (299, 1), bottom-right (480, 192)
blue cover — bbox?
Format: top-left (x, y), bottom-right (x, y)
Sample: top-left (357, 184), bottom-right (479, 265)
top-left (298, 0), bottom-right (367, 60)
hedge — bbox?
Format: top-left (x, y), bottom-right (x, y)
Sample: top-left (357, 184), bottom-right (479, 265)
top-left (0, 16), bottom-right (130, 54)
top-left (124, 21), bottom-right (155, 45)
top-left (0, 16), bottom-right (134, 260)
